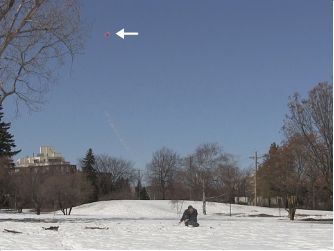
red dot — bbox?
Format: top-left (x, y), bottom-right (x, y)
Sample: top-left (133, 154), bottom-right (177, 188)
top-left (104, 32), bottom-right (111, 38)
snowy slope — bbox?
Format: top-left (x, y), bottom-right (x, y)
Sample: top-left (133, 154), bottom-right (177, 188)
top-left (72, 200), bottom-right (178, 218)
top-left (0, 200), bottom-right (332, 249)
top-left (71, 200), bottom-right (333, 219)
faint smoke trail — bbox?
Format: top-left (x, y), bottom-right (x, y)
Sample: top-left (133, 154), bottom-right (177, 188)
top-left (104, 111), bottom-right (132, 154)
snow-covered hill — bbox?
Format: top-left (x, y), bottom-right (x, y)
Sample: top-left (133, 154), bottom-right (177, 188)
top-left (0, 200), bottom-right (332, 249)
top-left (71, 200), bottom-right (333, 220)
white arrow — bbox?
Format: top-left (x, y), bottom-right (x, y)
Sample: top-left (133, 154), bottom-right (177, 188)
top-left (116, 28), bottom-right (139, 39)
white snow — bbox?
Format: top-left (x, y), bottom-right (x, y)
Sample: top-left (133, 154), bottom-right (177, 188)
top-left (0, 200), bottom-right (332, 249)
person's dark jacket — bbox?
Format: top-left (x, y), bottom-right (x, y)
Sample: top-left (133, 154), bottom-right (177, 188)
top-left (180, 208), bottom-right (198, 223)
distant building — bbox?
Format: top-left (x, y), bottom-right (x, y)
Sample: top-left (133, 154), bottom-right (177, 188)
top-left (234, 196), bottom-right (249, 205)
top-left (14, 146), bottom-right (76, 173)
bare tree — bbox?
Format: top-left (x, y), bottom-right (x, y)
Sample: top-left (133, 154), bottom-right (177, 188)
top-left (0, 0), bottom-right (85, 111)
top-left (147, 147), bottom-right (179, 200)
top-left (94, 154), bottom-right (135, 198)
top-left (283, 83), bottom-right (333, 196)
top-left (11, 166), bottom-right (93, 214)
top-left (181, 155), bottom-right (202, 201)
top-left (0, 156), bottom-right (12, 207)
top-left (237, 167), bottom-right (253, 200)
top-left (11, 170), bottom-right (31, 212)
top-left (27, 168), bottom-right (45, 214)
top-left (45, 171), bottom-right (92, 215)
top-left (214, 155), bottom-right (240, 201)
top-left (192, 143), bottom-right (224, 215)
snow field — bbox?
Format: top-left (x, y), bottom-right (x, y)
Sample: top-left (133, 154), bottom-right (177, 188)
top-left (0, 200), bottom-right (332, 249)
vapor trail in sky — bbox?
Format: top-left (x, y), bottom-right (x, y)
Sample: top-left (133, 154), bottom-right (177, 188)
top-left (104, 111), bottom-right (133, 156)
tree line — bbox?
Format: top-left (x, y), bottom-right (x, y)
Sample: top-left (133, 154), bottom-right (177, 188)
top-left (0, 145), bottom-right (149, 214)
top-left (0, 1), bottom-right (332, 219)
top-left (0, 82), bottom-right (332, 217)
top-left (79, 148), bottom-right (149, 202)
top-left (144, 82), bottom-right (333, 217)
top-left (257, 82), bottom-right (332, 214)
top-left (145, 143), bottom-right (251, 215)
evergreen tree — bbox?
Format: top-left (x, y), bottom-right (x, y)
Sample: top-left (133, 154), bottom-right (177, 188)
top-left (0, 105), bottom-right (20, 207)
top-left (135, 180), bottom-right (150, 200)
top-left (80, 148), bottom-right (98, 202)
top-left (140, 187), bottom-right (150, 200)
top-left (0, 105), bottom-right (20, 159)
top-left (81, 148), bottom-right (95, 172)
top-left (135, 179), bottom-right (142, 199)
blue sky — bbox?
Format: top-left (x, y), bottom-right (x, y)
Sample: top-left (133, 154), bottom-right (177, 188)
top-left (4, 0), bottom-right (332, 170)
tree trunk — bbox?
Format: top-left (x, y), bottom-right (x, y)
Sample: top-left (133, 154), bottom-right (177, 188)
top-left (289, 208), bottom-right (296, 220)
top-left (287, 195), bottom-right (297, 220)
top-left (59, 202), bottom-right (66, 215)
top-left (312, 183), bottom-right (316, 210)
top-left (162, 187), bottom-right (166, 200)
top-left (202, 180), bottom-right (206, 215)
top-left (229, 202), bottom-right (231, 216)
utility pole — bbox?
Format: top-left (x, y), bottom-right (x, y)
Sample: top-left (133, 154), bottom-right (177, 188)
top-left (249, 151), bottom-right (264, 206)
top-left (229, 202), bottom-right (231, 217)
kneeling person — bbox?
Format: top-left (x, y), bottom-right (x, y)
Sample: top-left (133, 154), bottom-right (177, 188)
top-left (179, 205), bottom-right (199, 227)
